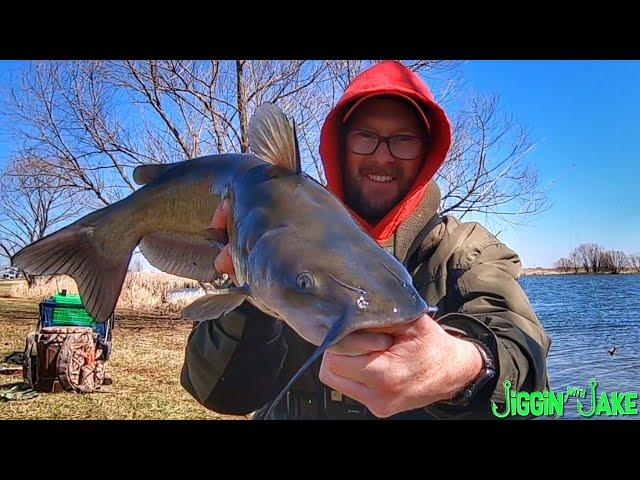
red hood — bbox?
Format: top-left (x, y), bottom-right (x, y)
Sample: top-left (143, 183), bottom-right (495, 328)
top-left (319, 60), bottom-right (452, 244)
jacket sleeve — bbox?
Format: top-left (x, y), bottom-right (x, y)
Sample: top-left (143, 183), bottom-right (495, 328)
top-left (426, 241), bottom-right (552, 419)
top-left (180, 302), bottom-right (288, 415)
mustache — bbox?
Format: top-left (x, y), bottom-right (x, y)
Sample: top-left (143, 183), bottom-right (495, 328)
top-left (359, 164), bottom-right (401, 178)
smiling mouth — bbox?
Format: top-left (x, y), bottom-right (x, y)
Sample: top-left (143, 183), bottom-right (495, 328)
top-left (365, 173), bottom-right (396, 183)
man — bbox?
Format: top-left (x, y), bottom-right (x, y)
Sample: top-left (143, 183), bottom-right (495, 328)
top-left (180, 60), bottom-right (551, 419)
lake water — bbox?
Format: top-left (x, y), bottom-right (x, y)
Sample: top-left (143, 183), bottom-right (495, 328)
top-left (519, 274), bottom-right (640, 419)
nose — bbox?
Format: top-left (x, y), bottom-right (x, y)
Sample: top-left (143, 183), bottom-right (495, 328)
top-left (370, 139), bottom-right (395, 165)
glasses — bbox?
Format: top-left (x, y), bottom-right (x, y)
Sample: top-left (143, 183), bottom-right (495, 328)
top-left (346, 129), bottom-right (425, 160)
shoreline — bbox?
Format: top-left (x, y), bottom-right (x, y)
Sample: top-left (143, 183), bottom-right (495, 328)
top-left (522, 268), bottom-right (639, 276)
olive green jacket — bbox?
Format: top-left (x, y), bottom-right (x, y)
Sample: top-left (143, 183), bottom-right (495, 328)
top-left (180, 183), bottom-right (551, 419)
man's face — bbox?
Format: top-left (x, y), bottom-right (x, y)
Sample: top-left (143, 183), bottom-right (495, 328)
top-left (343, 98), bottom-right (427, 223)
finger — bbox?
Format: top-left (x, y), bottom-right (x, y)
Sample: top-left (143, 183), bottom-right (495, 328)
top-left (319, 357), bottom-right (375, 405)
top-left (323, 350), bottom-right (388, 387)
top-left (327, 331), bottom-right (393, 355)
top-left (210, 199), bottom-right (230, 230)
top-left (214, 243), bottom-right (236, 278)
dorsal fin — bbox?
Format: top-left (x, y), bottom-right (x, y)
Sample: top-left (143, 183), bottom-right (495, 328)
top-left (292, 122), bottom-right (302, 173)
top-left (133, 164), bottom-right (172, 185)
top-left (248, 103), bottom-right (301, 174)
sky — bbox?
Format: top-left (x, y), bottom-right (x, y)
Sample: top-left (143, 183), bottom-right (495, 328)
top-left (461, 60), bottom-right (640, 267)
top-left (0, 60), bottom-right (638, 268)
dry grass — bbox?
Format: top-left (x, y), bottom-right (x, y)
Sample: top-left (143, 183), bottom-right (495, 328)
top-left (0, 280), bottom-right (22, 298)
top-left (117, 272), bottom-right (203, 313)
top-left (0, 282), bottom-right (247, 420)
top-left (7, 272), bottom-right (204, 314)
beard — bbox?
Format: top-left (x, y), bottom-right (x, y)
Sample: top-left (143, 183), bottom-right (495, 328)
top-left (343, 165), bottom-right (414, 224)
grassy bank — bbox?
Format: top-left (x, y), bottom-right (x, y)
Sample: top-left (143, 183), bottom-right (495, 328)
top-left (0, 279), bottom-right (246, 420)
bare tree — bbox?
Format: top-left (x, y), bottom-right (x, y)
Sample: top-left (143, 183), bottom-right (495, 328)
top-left (2, 60), bottom-right (455, 201)
top-left (1, 61), bottom-right (324, 207)
top-left (571, 243), bottom-right (605, 274)
top-left (438, 92), bottom-right (549, 227)
top-left (629, 253), bottom-right (640, 273)
top-left (0, 61), bottom-right (154, 207)
top-left (591, 244), bottom-right (605, 273)
top-left (599, 250), bottom-right (613, 272)
top-left (554, 257), bottom-right (574, 273)
top-left (603, 250), bottom-right (629, 274)
top-left (573, 244), bottom-right (590, 273)
top-left (104, 60), bottom-right (327, 163)
top-left (568, 251), bottom-right (582, 274)
top-left (1, 60), bottom-right (550, 258)
top-left (0, 156), bottom-right (85, 284)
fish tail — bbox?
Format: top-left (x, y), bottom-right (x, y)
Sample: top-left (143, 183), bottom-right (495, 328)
top-left (11, 205), bottom-right (139, 323)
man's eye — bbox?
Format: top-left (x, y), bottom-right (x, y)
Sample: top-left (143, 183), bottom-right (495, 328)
top-left (356, 131), bottom-right (377, 139)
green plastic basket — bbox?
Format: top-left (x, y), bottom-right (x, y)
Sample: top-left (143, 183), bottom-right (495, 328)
top-left (51, 292), bottom-right (95, 327)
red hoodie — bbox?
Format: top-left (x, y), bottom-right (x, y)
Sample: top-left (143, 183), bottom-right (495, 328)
top-left (319, 61), bottom-right (452, 245)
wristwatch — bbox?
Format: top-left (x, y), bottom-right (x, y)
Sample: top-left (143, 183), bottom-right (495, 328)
top-left (444, 336), bottom-right (496, 407)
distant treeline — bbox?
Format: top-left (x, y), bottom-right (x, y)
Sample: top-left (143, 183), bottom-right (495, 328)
top-left (555, 244), bottom-right (640, 274)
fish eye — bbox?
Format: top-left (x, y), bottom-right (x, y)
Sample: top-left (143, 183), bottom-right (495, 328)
top-left (296, 272), bottom-right (315, 292)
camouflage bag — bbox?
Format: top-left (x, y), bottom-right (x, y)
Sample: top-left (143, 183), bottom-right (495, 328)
top-left (23, 326), bottom-right (106, 393)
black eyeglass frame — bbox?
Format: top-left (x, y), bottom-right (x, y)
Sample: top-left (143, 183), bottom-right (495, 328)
top-left (345, 128), bottom-right (428, 160)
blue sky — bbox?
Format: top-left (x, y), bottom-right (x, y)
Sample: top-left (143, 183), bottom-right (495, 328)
top-left (461, 60), bottom-right (640, 267)
top-left (1, 60), bottom-right (638, 268)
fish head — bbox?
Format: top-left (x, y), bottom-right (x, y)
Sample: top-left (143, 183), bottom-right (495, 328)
top-left (246, 220), bottom-right (430, 347)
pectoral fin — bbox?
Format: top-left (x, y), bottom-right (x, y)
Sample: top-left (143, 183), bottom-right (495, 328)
top-left (180, 286), bottom-right (249, 322)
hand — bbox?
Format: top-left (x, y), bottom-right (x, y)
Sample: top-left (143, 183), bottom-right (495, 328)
top-left (209, 199), bottom-right (237, 285)
top-left (319, 313), bottom-right (485, 418)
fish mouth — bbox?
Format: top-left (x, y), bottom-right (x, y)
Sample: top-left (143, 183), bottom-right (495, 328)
top-left (355, 311), bottom-right (428, 335)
